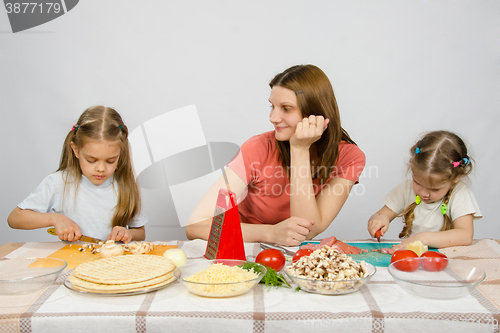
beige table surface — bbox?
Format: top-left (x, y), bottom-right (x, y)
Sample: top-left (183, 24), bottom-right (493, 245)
top-left (1, 239), bottom-right (500, 333)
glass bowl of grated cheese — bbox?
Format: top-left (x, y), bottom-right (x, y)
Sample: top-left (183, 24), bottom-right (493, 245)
top-left (174, 259), bottom-right (267, 297)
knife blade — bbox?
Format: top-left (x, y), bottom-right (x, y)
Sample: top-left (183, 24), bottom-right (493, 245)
top-left (375, 229), bottom-right (382, 252)
top-left (47, 227), bottom-right (104, 243)
top-left (260, 242), bottom-right (296, 257)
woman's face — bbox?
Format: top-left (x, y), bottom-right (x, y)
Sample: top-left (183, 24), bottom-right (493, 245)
top-left (269, 86), bottom-right (303, 141)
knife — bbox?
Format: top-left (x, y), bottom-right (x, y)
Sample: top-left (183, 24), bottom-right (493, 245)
top-left (47, 227), bottom-right (104, 243)
top-left (375, 229), bottom-right (382, 252)
top-left (260, 242), bottom-right (295, 258)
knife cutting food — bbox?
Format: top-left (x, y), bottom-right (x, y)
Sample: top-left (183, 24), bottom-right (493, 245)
top-left (47, 227), bottom-right (104, 243)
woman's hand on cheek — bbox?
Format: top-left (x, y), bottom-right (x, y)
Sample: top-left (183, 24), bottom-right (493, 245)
top-left (290, 116), bottom-right (329, 149)
top-left (107, 226), bottom-right (133, 243)
top-left (270, 217), bottom-right (315, 247)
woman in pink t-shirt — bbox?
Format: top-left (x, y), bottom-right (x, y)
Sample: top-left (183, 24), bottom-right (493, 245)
top-left (186, 65), bottom-right (365, 246)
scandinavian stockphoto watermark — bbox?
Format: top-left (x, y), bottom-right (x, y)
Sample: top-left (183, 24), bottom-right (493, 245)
top-left (245, 162), bottom-right (376, 199)
top-left (3, 0), bottom-right (79, 33)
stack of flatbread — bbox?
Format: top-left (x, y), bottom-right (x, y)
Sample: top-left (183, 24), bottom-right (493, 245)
top-left (69, 255), bottom-right (176, 294)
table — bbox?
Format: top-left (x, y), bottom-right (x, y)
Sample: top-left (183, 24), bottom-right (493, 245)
top-left (1, 239), bottom-right (500, 333)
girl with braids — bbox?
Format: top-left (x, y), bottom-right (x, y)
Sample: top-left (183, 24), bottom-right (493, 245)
top-left (8, 106), bottom-right (147, 242)
top-left (187, 65), bottom-right (365, 246)
top-left (368, 131), bottom-right (481, 249)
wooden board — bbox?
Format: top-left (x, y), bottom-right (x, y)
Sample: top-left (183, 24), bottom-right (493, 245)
top-left (47, 244), bottom-right (177, 269)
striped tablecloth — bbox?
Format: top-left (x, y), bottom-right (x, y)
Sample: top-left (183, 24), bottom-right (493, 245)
top-left (1, 239), bottom-right (499, 333)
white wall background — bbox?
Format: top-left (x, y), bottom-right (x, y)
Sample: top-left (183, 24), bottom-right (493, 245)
top-left (1, 0), bottom-right (498, 244)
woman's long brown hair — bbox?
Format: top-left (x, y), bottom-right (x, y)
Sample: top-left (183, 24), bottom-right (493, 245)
top-left (399, 131), bottom-right (472, 238)
top-left (269, 64), bottom-right (355, 185)
top-left (58, 105), bottom-right (141, 228)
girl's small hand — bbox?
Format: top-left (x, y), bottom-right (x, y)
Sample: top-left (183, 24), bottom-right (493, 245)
top-left (392, 237), bottom-right (415, 251)
top-left (107, 226), bottom-right (133, 243)
top-left (271, 216), bottom-right (315, 247)
top-left (52, 214), bottom-right (82, 242)
top-left (367, 213), bottom-right (390, 238)
top-left (290, 116), bottom-right (329, 150)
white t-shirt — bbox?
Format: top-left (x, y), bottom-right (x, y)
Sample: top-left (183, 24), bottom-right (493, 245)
top-left (383, 179), bottom-right (482, 235)
top-left (18, 171), bottom-right (148, 240)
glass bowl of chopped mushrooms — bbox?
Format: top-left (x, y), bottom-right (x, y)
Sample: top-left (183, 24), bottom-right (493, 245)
top-left (174, 259), bottom-right (267, 298)
top-left (284, 246), bottom-right (376, 295)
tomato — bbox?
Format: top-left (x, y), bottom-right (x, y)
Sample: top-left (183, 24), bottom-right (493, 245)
top-left (292, 249), bottom-right (313, 262)
top-left (391, 249), bottom-right (419, 272)
top-left (256, 249), bottom-right (286, 271)
top-left (420, 251), bottom-right (448, 272)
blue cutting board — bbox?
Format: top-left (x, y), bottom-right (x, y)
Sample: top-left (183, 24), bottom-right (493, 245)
top-left (300, 241), bottom-right (438, 267)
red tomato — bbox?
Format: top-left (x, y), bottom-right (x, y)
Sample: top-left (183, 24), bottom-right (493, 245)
top-left (292, 249), bottom-right (313, 262)
top-left (391, 249), bottom-right (419, 272)
top-left (256, 249), bottom-right (286, 271)
top-left (420, 251), bottom-right (448, 272)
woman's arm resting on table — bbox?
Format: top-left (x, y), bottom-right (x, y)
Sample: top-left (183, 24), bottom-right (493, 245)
top-left (395, 214), bottom-right (474, 249)
top-left (7, 207), bottom-right (82, 241)
top-left (185, 167), bottom-right (247, 241)
top-left (299, 177), bottom-right (355, 240)
top-left (185, 167), bottom-right (314, 246)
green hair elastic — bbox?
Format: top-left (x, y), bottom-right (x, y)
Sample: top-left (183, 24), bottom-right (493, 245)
top-left (441, 203), bottom-right (447, 215)
top-left (415, 195), bottom-right (421, 205)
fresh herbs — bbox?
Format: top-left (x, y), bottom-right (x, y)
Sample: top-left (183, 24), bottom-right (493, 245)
top-left (239, 262), bottom-right (291, 289)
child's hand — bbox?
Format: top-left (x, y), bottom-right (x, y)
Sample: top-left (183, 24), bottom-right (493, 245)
top-left (392, 235), bottom-right (422, 251)
top-left (52, 214), bottom-right (82, 242)
top-left (367, 213), bottom-right (390, 238)
top-left (107, 226), bottom-right (133, 243)
top-left (290, 116), bottom-right (329, 150)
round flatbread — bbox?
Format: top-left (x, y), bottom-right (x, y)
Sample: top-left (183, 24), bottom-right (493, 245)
top-left (69, 274), bottom-right (175, 293)
top-left (72, 254), bottom-right (175, 284)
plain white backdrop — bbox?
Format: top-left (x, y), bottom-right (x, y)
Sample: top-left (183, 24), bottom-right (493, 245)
top-left (1, 1), bottom-right (498, 244)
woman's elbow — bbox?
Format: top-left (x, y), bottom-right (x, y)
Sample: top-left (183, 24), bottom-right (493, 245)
top-left (185, 224), bottom-right (198, 240)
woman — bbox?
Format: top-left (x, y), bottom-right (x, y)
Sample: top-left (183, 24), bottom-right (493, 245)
top-left (186, 65), bottom-right (365, 246)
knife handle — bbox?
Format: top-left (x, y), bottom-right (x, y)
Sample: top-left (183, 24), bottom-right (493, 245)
top-left (375, 229), bottom-right (381, 242)
top-left (47, 227), bottom-right (57, 236)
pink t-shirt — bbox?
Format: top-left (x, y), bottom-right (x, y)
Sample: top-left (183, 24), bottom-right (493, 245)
top-left (227, 131), bottom-right (366, 225)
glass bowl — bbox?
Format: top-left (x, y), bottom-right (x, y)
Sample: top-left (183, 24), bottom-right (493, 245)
top-left (0, 257), bottom-right (67, 295)
top-left (388, 257), bottom-right (485, 299)
top-left (174, 259), bottom-right (267, 297)
top-left (284, 262), bottom-right (376, 295)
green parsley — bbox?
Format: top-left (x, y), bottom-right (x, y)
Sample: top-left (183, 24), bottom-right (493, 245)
top-left (239, 263), bottom-right (291, 290)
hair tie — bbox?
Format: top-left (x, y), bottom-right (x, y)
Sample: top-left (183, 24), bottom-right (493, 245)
top-left (452, 161), bottom-right (460, 168)
top-left (415, 147), bottom-right (420, 154)
top-left (72, 124), bottom-right (80, 131)
top-left (441, 203), bottom-right (447, 215)
top-left (415, 195), bottom-right (421, 205)
top-left (463, 158), bottom-right (470, 166)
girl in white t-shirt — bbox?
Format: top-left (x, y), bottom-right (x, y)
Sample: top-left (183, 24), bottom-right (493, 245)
top-left (8, 106), bottom-right (147, 242)
top-left (367, 130), bottom-right (481, 249)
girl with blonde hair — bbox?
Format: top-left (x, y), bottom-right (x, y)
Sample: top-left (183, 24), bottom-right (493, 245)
top-left (186, 64), bottom-right (365, 246)
top-left (8, 106), bottom-right (147, 242)
top-left (368, 130), bottom-right (481, 249)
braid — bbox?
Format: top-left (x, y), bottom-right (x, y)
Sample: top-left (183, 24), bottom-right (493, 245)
top-left (440, 186), bottom-right (455, 231)
top-left (399, 202), bottom-right (417, 238)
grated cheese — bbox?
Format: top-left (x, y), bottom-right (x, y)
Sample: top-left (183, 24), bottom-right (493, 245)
top-left (185, 263), bottom-right (259, 296)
